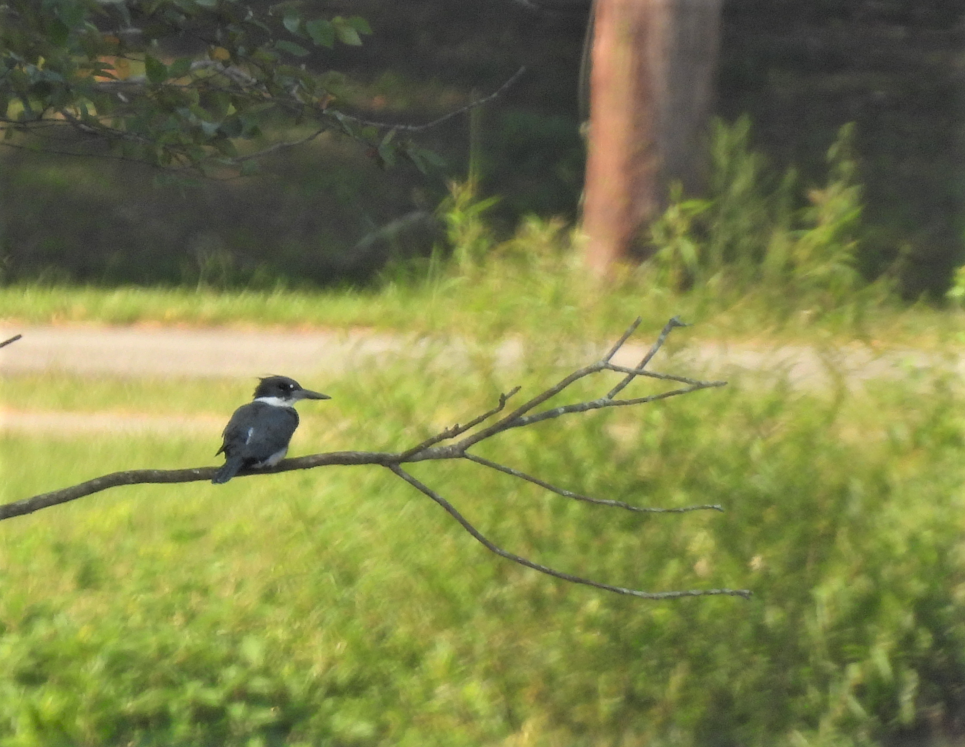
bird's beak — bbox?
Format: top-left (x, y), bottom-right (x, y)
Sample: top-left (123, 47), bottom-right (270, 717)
top-left (296, 389), bottom-right (331, 401)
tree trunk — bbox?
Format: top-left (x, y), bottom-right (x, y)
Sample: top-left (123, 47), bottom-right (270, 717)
top-left (582, 0), bottom-right (722, 277)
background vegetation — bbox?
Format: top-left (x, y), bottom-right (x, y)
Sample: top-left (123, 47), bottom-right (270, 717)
top-left (0, 0), bottom-right (961, 294)
top-left (3, 334), bottom-right (965, 746)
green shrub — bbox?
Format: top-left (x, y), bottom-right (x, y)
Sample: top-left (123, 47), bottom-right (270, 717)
top-left (2, 354), bottom-right (964, 746)
top-left (650, 119), bottom-right (879, 311)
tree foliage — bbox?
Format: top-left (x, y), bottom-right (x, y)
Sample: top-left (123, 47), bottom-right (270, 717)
top-left (0, 0), bottom-right (438, 176)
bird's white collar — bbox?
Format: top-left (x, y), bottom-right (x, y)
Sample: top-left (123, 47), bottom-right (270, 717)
top-left (254, 395), bottom-right (297, 408)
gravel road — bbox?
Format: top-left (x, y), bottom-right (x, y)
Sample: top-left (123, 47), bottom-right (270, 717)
top-left (0, 324), bottom-right (952, 435)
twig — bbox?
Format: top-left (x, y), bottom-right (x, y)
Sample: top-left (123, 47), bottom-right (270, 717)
top-left (336, 67), bottom-right (527, 133)
top-left (462, 453), bottom-right (722, 514)
top-left (492, 382), bottom-right (726, 434)
top-left (602, 316), bottom-right (642, 362)
top-left (0, 334), bottom-right (22, 349)
top-left (388, 465), bottom-right (747, 601)
top-left (397, 386), bottom-right (521, 461)
top-left (607, 315), bottom-right (688, 399)
top-left (0, 320), bottom-right (748, 601)
top-left (602, 364), bottom-right (712, 387)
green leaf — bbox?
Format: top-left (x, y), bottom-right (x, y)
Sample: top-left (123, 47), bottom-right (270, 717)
top-left (403, 144), bottom-right (446, 173)
top-left (305, 18), bottom-right (335, 48)
top-left (334, 23), bottom-right (362, 47)
top-left (48, 19), bottom-right (71, 48)
top-left (282, 9), bottom-right (302, 36)
top-left (252, 47), bottom-right (280, 65)
top-left (245, 17), bottom-right (272, 35)
top-left (218, 116), bottom-right (243, 138)
top-left (55, 2), bottom-right (88, 29)
top-left (274, 40), bottom-right (309, 58)
top-left (330, 111), bottom-right (355, 137)
top-left (376, 142), bottom-right (396, 169)
top-left (406, 149), bottom-right (426, 174)
top-left (347, 16), bottom-right (372, 35)
top-left (144, 55), bottom-right (168, 84)
top-left (168, 57), bottom-right (193, 78)
top-left (417, 147), bottom-right (447, 168)
top-left (212, 137), bottom-right (238, 157)
top-left (208, 92), bottom-right (231, 119)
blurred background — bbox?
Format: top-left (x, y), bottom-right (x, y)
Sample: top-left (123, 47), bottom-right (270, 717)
top-left (1, 0), bottom-right (961, 296)
top-left (2, 2), bottom-right (965, 746)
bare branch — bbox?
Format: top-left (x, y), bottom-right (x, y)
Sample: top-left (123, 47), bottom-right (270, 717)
top-left (0, 320), bottom-right (748, 601)
top-left (387, 465), bottom-right (749, 601)
top-left (607, 315), bottom-right (689, 399)
top-left (0, 334), bottom-right (22, 349)
top-left (397, 386), bottom-right (522, 461)
top-left (603, 316), bottom-right (642, 362)
top-left (602, 363), bottom-right (715, 387)
top-left (0, 451), bottom-right (392, 522)
top-left (456, 316), bottom-right (679, 450)
top-left (456, 363), bottom-right (601, 450)
top-left (493, 381), bottom-right (726, 434)
top-left (462, 453), bottom-right (722, 514)
top-left (337, 67), bottom-right (527, 133)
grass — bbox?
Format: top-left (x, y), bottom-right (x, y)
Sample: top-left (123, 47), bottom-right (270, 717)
top-left (3, 342), bottom-right (965, 746)
top-left (2, 271), bottom-right (965, 352)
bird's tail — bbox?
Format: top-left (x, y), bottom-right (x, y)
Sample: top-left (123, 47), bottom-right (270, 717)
top-left (212, 456), bottom-right (244, 484)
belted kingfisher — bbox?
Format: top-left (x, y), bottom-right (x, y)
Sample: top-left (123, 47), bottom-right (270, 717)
top-left (212, 375), bottom-right (330, 484)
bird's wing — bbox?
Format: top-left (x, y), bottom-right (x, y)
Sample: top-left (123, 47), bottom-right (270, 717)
top-left (216, 403), bottom-right (250, 456)
top-left (218, 402), bottom-right (265, 457)
top-left (224, 402), bottom-right (299, 461)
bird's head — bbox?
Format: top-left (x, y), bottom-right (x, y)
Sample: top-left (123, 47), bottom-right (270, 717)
top-left (253, 375), bottom-right (331, 407)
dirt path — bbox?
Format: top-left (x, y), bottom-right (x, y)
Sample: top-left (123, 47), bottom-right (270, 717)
top-left (0, 324), bottom-right (954, 435)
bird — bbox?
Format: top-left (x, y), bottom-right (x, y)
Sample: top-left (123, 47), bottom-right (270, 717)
top-left (212, 375), bottom-right (330, 484)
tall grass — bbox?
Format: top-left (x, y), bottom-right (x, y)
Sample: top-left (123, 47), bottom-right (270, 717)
top-left (649, 119), bottom-right (877, 313)
top-left (2, 348), bottom-right (965, 746)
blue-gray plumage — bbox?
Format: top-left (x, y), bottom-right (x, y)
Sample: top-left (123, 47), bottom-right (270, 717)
top-left (213, 375), bottom-right (330, 484)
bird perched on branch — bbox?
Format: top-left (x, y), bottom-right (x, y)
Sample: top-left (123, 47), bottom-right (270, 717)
top-left (213, 375), bottom-right (330, 484)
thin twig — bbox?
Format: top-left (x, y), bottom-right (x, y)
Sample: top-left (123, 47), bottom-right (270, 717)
top-left (0, 334), bottom-right (22, 349)
top-left (607, 316), bottom-right (688, 399)
top-left (388, 465), bottom-right (749, 600)
top-left (337, 67), bottom-right (526, 133)
top-left (603, 363), bottom-right (715, 387)
top-left (463, 453), bottom-right (722, 514)
top-left (456, 363), bottom-right (600, 450)
top-left (496, 382), bottom-right (726, 433)
top-left (602, 316), bottom-right (642, 363)
top-left (397, 386), bottom-right (521, 461)
top-left (457, 317), bottom-right (659, 450)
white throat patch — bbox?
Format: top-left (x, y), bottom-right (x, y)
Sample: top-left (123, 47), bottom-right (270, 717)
top-left (255, 395), bottom-right (296, 408)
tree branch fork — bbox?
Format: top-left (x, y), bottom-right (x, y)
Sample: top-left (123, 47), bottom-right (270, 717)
top-left (0, 319), bottom-right (750, 601)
